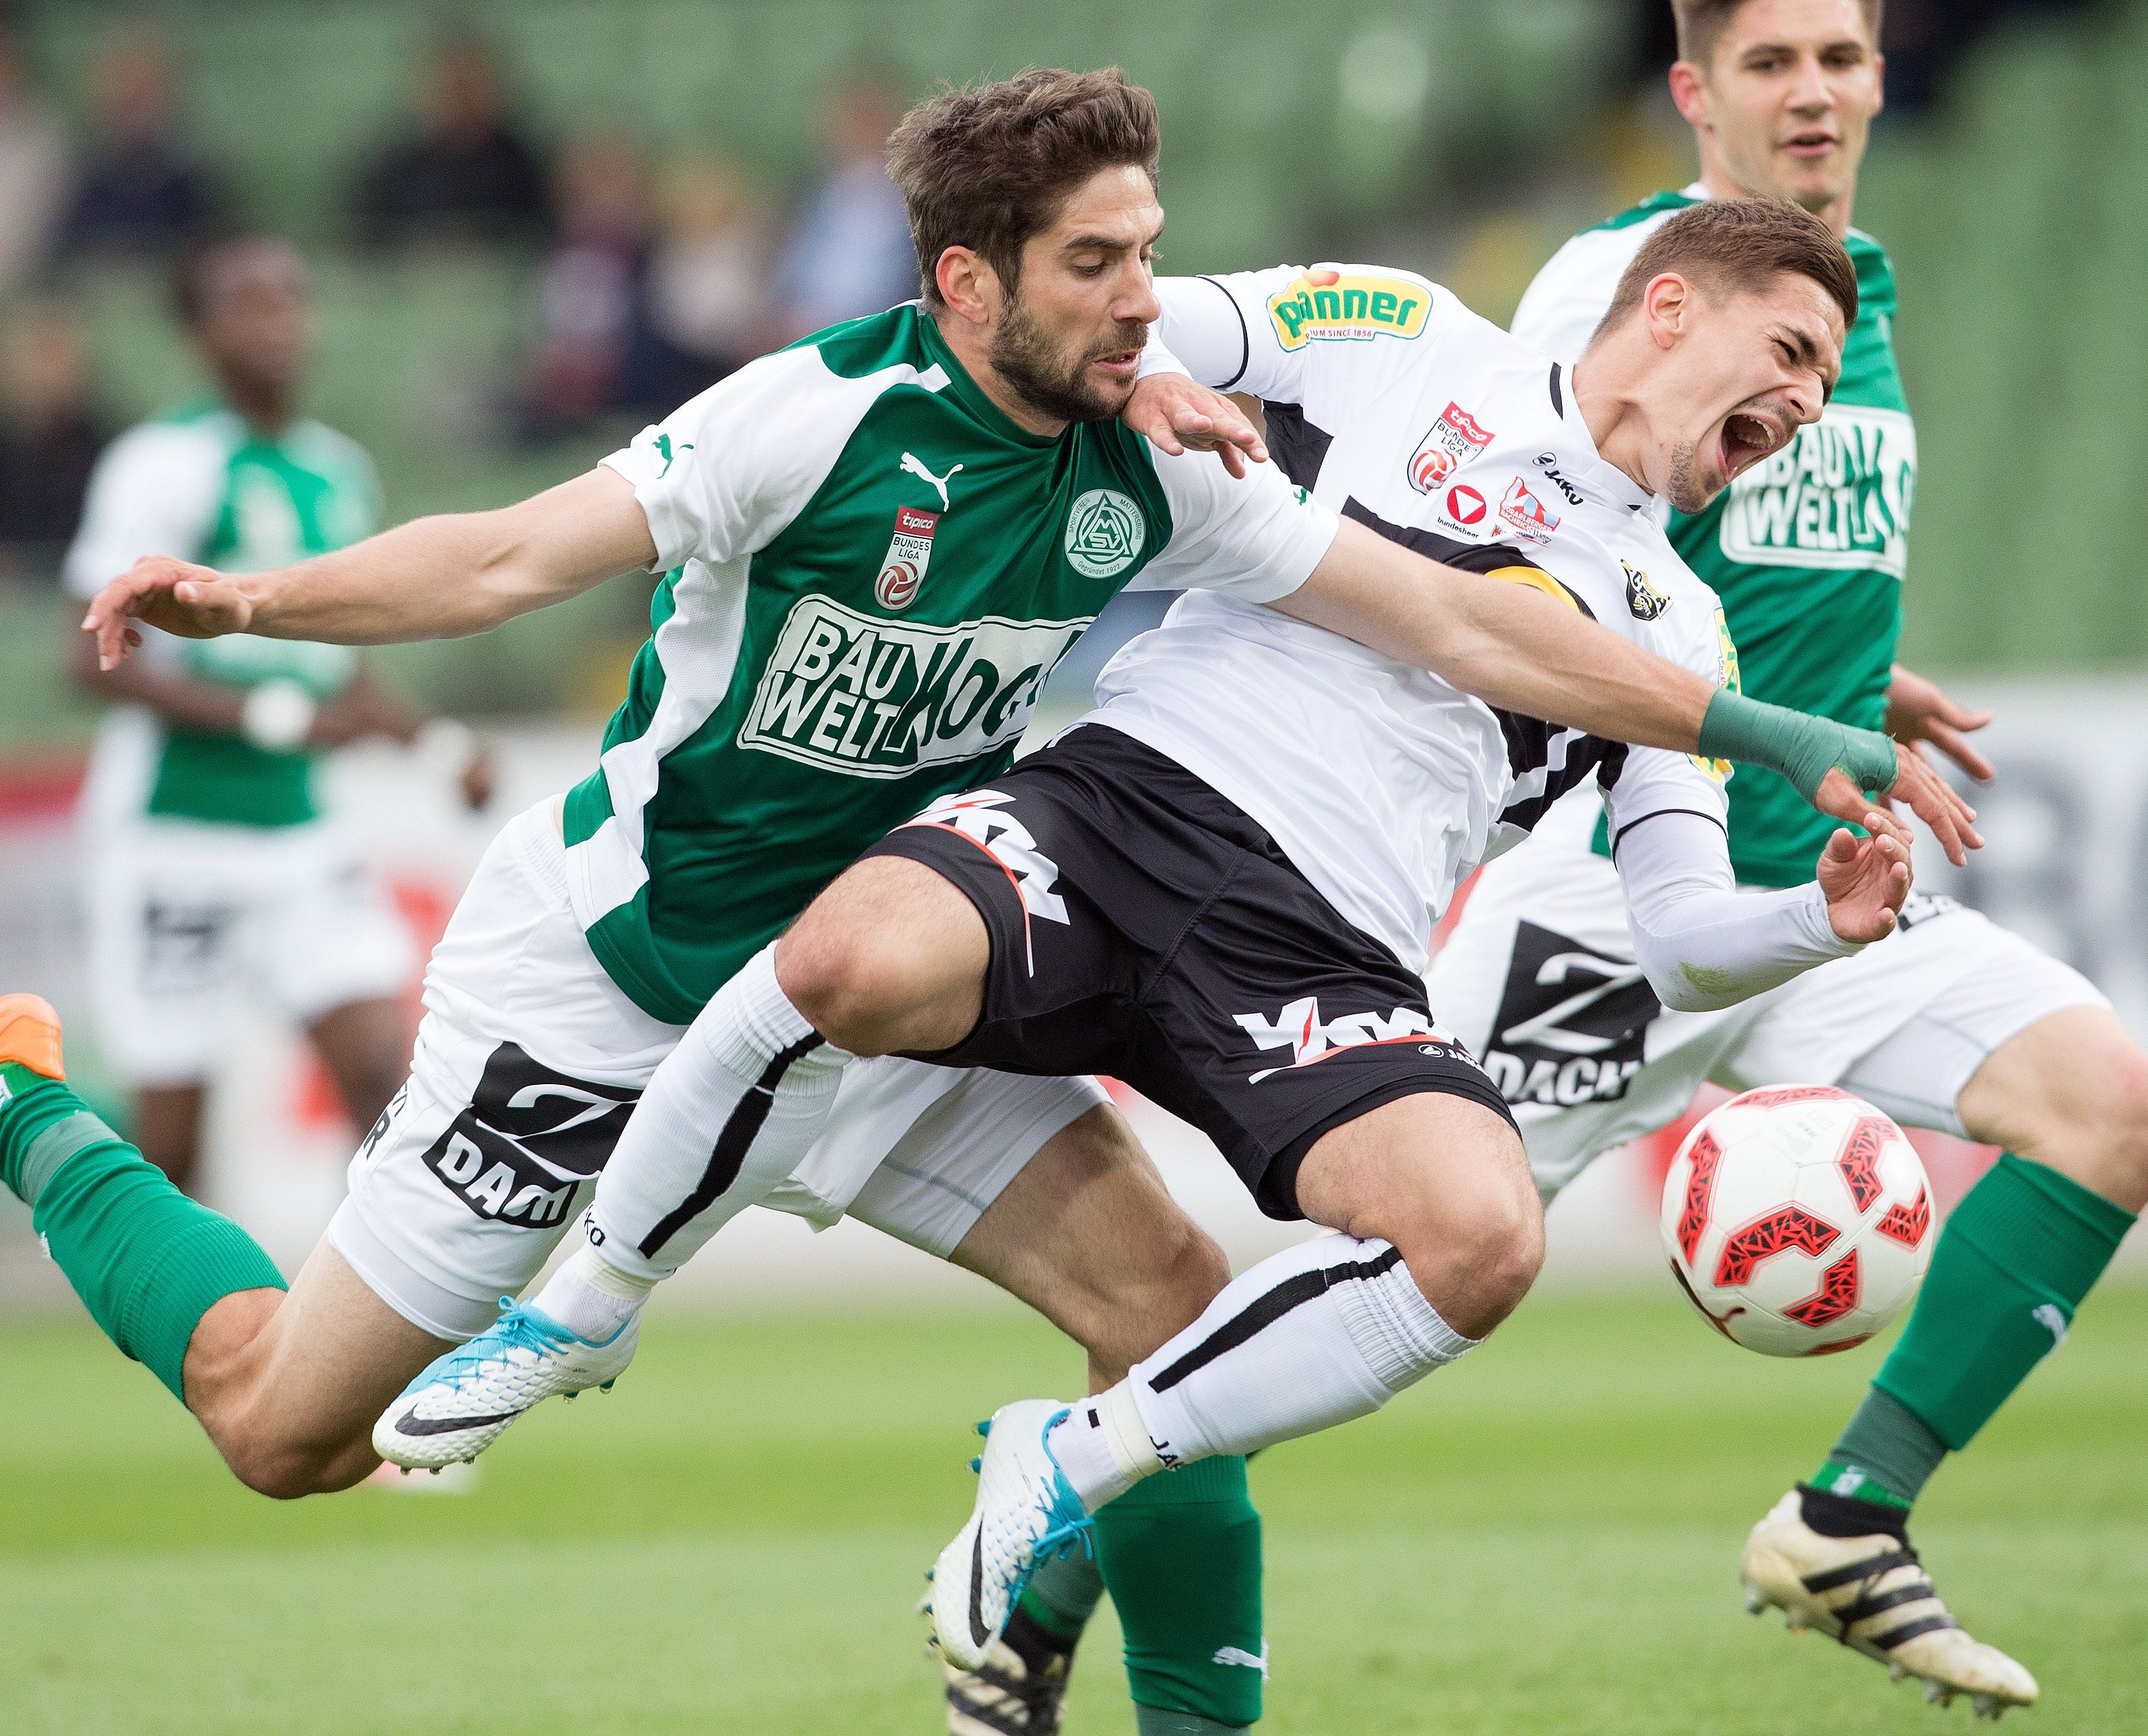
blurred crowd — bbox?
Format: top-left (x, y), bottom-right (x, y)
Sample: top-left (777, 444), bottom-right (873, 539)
top-left (0, 19), bottom-right (919, 575)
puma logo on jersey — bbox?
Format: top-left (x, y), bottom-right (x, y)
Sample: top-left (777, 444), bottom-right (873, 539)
top-left (899, 452), bottom-right (963, 509)
top-left (652, 432), bottom-right (693, 475)
top-left (1234, 997), bottom-right (1463, 1083)
top-left (1212, 1644), bottom-right (1269, 1678)
top-left (2033, 1302), bottom-right (2068, 1348)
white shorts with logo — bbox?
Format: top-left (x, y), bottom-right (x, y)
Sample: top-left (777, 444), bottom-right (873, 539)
top-left (86, 814), bottom-right (415, 1087)
top-left (1426, 831), bottom-right (2109, 1201)
top-left (327, 801), bottom-right (1108, 1340)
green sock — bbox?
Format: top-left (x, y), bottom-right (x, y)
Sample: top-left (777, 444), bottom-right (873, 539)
top-left (1019, 1547), bottom-right (1106, 1644)
top-left (1813, 1153), bottom-right (2135, 1508)
top-left (1, 1069), bottom-right (286, 1401)
top-left (1097, 1455), bottom-right (1262, 1733)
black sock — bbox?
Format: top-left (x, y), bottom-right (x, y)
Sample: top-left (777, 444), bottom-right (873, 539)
top-left (1798, 1480), bottom-right (1911, 1543)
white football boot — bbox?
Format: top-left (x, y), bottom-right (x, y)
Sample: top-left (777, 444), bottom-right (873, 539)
top-left (930, 1400), bottom-right (1094, 1672)
top-left (1740, 1488), bottom-right (2039, 1719)
top-left (373, 1299), bottom-right (638, 1470)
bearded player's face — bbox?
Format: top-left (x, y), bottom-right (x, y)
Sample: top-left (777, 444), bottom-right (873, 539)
top-left (1644, 271), bottom-right (1843, 515)
top-left (1686, 0), bottom-right (1884, 216)
top-left (989, 164), bottom-right (1162, 425)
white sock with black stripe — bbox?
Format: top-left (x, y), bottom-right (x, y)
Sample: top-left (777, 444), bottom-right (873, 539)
top-left (1048, 1233), bottom-right (1478, 1510)
top-left (567, 945), bottom-right (850, 1296)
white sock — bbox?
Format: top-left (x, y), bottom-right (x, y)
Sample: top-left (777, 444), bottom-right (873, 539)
top-left (1046, 1384), bottom-right (1163, 1510)
top-left (530, 1243), bottom-right (654, 1343)
top-left (582, 945), bottom-right (850, 1285)
top-left (1114, 1233), bottom-right (1478, 1471)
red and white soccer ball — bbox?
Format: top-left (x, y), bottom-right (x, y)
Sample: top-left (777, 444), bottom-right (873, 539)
top-left (1659, 1086), bottom-right (1935, 1357)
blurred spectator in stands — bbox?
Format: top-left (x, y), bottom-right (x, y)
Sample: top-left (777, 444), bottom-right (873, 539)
top-left (516, 129), bottom-right (651, 439)
top-left (354, 32), bottom-right (551, 248)
top-left (56, 24), bottom-right (219, 260)
top-left (0, 297), bottom-right (110, 578)
top-left (637, 152), bottom-right (769, 405)
top-left (767, 69), bottom-right (915, 342)
top-left (0, 21), bottom-right (68, 294)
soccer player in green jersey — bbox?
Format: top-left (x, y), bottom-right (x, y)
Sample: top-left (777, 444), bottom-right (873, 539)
top-left (63, 233), bottom-right (493, 1196)
top-left (1430, 1), bottom-right (2144, 1715)
top-left (17, 66), bottom-right (1951, 1735)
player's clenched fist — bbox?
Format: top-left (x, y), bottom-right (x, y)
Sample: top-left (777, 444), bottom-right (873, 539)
top-left (82, 554), bottom-right (255, 671)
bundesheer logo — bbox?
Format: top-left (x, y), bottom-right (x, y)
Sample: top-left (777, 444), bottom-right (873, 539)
top-left (877, 505), bottom-right (937, 611)
top-left (740, 596), bottom-right (1091, 779)
top-left (1064, 488), bottom-right (1145, 579)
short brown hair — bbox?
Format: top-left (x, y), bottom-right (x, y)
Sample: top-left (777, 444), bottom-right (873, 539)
top-left (1671, 0), bottom-right (1883, 67)
top-left (885, 68), bottom-right (1161, 307)
top-left (1598, 197), bottom-right (1858, 340)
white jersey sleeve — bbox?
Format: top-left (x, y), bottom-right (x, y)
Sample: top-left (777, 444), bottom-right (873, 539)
top-left (1130, 444), bottom-right (1338, 604)
top-left (63, 422), bottom-right (229, 598)
top-left (601, 346), bottom-right (870, 573)
top-left (1509, 224), bottom-right (1655, 360)
top-left (1156, 264), bottom-right (1447, 407)
top-left (1614, 810), bottom-right (1860, 1012)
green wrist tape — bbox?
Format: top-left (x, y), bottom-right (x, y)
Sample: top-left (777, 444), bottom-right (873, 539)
top-left (1698, 688), bottom-right (1898, 804)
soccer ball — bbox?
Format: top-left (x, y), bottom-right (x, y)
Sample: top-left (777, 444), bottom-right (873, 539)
top-left (1659, 1086), bottom-right (1935, 1357)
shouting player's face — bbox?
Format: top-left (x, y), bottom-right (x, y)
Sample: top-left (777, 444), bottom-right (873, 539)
top-left (1674, 0), bottom-right (1884, 224)
top-left (990, 164), bottom-right (1163, 426)
top-left (1645, 270), bottom-right (1842, 514)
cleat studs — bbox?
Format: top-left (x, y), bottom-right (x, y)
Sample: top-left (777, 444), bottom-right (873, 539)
top-left (599, 1379), bottom-right (617, 1392)
top-left (1891, 1664), bottom-right (1908, 1683)
top-left (1924, 1681), bottom-right (1951, 1706)
top-left (969, 1456), bottom-right (983, 1473)
top-left (975, 1419), bottom-right (991, 1437)
top-left (1742, 1584), bottom-right (1765, 1615)
top-left (1971, 1696), bottom-right (1996, 1721)
top-left (1785, 1610), bottom-right (1809, 1633)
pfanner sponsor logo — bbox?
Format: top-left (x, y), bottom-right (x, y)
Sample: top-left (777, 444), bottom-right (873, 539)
top-left (1234, 996), bottom-right (1465, 1083)
top-left (741, 596), bottom-right (1089, 779)
top-left (1719, 404), bottom-right (1916, 578)
top-left (1267, 268), bottom-right (1430, 350)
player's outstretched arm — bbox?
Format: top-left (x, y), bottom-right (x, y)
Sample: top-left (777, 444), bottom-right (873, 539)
top-left (83, 467), bottom-right (656, 670)
top-left (1614, 812), bottom-right (1908, 1014)
top-left (1271, 517), bottom-right (1982, 863)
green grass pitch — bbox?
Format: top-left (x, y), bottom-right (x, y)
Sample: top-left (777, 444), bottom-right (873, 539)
top-left (4, 1280), bottom-right (2143, 1733)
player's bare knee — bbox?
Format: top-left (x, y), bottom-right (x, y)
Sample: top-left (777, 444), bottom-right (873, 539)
top-left (2080, 1045), bottom-right (2148, 1208)
top-left (1383, 1170), bottom-right (1543, 1339)
top-left (1143, 1216), bottom-right (1231, 1339)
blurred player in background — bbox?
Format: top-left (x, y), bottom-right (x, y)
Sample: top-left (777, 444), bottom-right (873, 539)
top-left (64, 232), bottom-right (493, 1196)
top-left (1428, 0), bottom-right (2145, 1715)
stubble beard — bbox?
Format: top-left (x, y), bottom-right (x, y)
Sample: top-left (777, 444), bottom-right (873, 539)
top-left (1664, 438), bottom-right (1717, 516)
top-left (991, 295), bottom-right (1145, 426)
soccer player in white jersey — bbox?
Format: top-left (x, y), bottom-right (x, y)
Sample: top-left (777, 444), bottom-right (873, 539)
top-left (64, 233), bottom-right (492, 1197)
top-left (2, 72), bottom-right (1943, 1736)
top-left (382, 195), bottom-right (1970, 1678)
top-left (1426, 1), bottom-right (2144, 1715)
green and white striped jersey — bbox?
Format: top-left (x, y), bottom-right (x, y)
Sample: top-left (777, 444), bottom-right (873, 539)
top-left (65, 399), bottom-right (380, 830)
top-left (567, 303), bottom-right (1336, 1024)
top-left (1512, 186), bottom-right (1915, 887)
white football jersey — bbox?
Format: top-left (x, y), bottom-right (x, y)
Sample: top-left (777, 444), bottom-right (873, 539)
top-left (1090, 264), bottom-right (1737, 971)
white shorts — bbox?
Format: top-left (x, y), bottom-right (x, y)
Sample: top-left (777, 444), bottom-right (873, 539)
top-left (1426, 834), bottom-right (2108, 1200)
top-left (85, 814), bottom-right (415, 1086)
top-left (327, 801), bottom-right (1108, 1339)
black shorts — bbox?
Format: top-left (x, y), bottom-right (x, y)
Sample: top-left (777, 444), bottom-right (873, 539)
top-left (860, 724), bottom-right (1514, 1220)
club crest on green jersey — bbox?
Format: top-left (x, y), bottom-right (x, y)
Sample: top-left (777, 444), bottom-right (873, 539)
top-left (1064, 488), bottom-right (1145, 579)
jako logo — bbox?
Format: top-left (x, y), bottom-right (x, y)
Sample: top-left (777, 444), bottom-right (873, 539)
top-left (1234, 997), bottom-right (1457, 1082)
